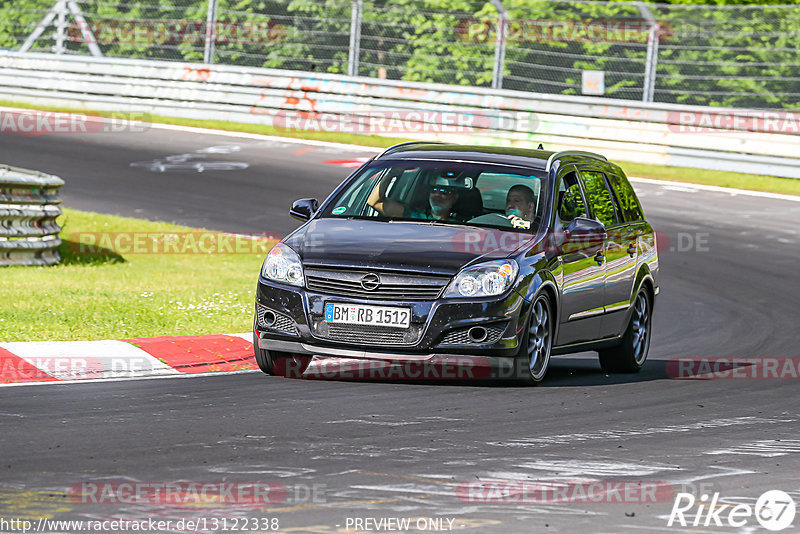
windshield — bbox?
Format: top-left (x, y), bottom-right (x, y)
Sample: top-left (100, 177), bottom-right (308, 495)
top-left (320, 160), bottom-right (548, 232)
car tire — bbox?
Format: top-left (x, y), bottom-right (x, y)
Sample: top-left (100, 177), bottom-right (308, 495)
top-left (252, 333), bottom-right (311, 377)
top-left (253, 332), bottom-right (274, 375)
top-left (598, 289), bottom-right (652, 373)
top-left (515, 293), bottom-right (553, 386)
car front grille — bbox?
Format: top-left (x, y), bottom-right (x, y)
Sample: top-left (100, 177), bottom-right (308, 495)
top-left (311, 319), bottom-right (424, 346)
top-left (255, 303), bottom-right (298, 335)
top-left (440, 323), bottom-right (507, 345)
top-left (305, 267), bottom-right (450, 301)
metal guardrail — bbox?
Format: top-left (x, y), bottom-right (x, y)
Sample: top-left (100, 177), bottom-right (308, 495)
top-left (5, 0), bottom-right (799, 109)
top-left (0, 52), bottom-right (798, 179)
top-left (0, 164), bottom-right (63, 267)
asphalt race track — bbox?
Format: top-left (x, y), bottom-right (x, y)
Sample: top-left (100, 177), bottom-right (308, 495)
top-left (2, 126), bottom-right (800, 533)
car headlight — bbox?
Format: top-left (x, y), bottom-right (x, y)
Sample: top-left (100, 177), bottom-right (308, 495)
top-left (261, 243), bottom-right (304, 286)
top-left (444, 260), bottom-right (519, 298)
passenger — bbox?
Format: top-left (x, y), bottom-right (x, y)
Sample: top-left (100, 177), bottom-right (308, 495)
top-left (505, 184), bottom-right (535, 227)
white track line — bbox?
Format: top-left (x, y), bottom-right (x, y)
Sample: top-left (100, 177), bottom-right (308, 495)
top-left (0, 369), bottom-right (261, 388)
top-left (629, 176), bottom-right (800, 203)
top-left (148, 122), bottom-right (800, 203)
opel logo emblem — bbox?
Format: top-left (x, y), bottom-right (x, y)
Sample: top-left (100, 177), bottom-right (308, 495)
top-left (360, 273), bottom-right (381, 291)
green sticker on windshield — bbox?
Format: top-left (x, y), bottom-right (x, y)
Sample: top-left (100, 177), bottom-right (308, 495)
top-left (332, 206), bottom-right (347, 215)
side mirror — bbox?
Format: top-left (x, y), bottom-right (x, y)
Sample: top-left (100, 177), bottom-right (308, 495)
top-left (566, 217), bottom-right (605, 234)
top-left (289, 198), bottom-right (318, 222)
top-left (564, 217), bottom-right (605, 249)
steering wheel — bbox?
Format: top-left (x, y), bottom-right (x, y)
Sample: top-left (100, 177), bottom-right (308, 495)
top-left (468, 212), bottom-right (513, 227)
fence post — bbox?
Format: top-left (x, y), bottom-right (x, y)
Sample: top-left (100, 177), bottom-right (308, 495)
top-left (490, 0), bottom-right (508, 90)
top-left (204, 0), bottom-right (219, 65)
top-left (53, 0), bottom-right (67, 54)
top-left (636, 2), bottom-right (659, 103)
top-left (348, 0), bottom-right (362, 77)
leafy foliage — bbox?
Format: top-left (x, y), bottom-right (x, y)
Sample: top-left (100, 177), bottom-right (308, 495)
top-left (1, 0), bottom-right (797, 108)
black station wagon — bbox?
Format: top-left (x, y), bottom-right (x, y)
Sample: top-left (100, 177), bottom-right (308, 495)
top-left (253, 143), bottom-right (659, 384)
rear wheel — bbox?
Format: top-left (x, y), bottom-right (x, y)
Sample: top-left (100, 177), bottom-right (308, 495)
top-left (516, 293), bottom-right (553, 385)
top-left (598, 290), bottom-right (651, 373)
top-left (252, 333), bottom-right (311, 378)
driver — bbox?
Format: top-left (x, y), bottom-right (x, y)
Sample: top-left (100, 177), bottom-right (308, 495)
top-left (368, 174), bottom-right (463, 221)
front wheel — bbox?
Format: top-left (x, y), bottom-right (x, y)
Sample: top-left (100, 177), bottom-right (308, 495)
top-left (515, 293), bottom-right (553, 386)
top-left (252, 333), bottom-right (311, 378)
top-left (598, 290), bottom-right (652, 373)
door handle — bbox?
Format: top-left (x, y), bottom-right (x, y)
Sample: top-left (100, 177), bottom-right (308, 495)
top-left (594, 251), bottom-right (605, 265)
top-left (627, 243), bottom-right (637, 257)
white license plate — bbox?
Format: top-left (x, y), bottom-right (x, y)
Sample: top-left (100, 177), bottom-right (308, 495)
top-left (325, 303), bottom-right (411, 329)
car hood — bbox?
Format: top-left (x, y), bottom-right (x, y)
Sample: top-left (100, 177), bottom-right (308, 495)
top-left (283, 218), bottom-right (528, 275)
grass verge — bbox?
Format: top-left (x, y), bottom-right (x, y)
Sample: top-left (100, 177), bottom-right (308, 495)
top-left (2, 99), bottom-right (799, 197)
top-left (0, 209), bottom-right (275, 341)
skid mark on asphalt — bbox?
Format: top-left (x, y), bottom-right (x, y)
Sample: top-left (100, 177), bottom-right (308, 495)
top-left (326, 416), bottom-right (463, 427)
top-left (206, 466), bottom-right (316, 477)
top-left (484, 459), bottom-right (681, 479)
top-left (705, 439), bottom-right (800, 457)
top-left (486, 416), bottom-right (796, 448)
top-left (130, 145), bottom-right (249, 173)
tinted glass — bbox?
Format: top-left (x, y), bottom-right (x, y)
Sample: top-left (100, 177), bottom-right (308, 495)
top-left (606, 172), bottom-right (643, 222)
top-left (556, 172), bottom-right (588, 226)
top-left (319, 160), bottom-right (548, 232)
top-left (580, 170), bottom-right (619, 227)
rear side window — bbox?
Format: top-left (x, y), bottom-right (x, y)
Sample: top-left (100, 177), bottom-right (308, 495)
top-left (606, 172), bottom-right (644, 222)
top-left (579, 170), bottom-right (619, 227)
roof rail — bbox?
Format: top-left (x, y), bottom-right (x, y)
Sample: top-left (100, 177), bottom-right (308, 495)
top-left (545, 150), bottom-right (607, 172)
top-left (377, 141), bottom-right (444, 159)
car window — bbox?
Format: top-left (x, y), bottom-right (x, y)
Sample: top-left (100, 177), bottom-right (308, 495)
top-left (556, 172), bottom-right (588, 227)
top-left (477, 173), bottom-right (541, 212)
top-left (606, 172), bottom-right (643, 222)
top-left (319, 160), bottom-right (548, 232)
top-left (579, 170), bottom-right (619, 227)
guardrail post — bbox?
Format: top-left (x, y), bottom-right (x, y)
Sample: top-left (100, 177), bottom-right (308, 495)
top-left (204, 0), bottom-right (219, 65)
top-left (347, 0), bottom-right (362, 77)
top-left (0, 165), bottom-right (64, 267)
top-left (636, 1), bottom-right (659, 103)
top-left (490, 0), bottom-right (508, 90)
top-left (54, 0), bottom-right (67, 54)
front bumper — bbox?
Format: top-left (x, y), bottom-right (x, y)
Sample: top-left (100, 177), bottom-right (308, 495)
top-left (254, 278), bottom-right (531, 360)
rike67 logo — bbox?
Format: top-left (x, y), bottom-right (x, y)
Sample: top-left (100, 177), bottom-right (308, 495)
top-left (668, 490), bottom-right (796, 531)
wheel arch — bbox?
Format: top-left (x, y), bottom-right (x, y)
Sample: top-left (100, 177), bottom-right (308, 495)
top-left (523, 270), bottom-right (560, 343)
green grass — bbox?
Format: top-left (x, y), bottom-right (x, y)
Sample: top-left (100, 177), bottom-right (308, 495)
top-left (2, 98), bottom-right (799, 196)
top-left (621, 161), bottom-right (800, 196)
top-left (0, 99), bottom-right (409, 148)
top-left (0, 209), bottom-right (275, 341)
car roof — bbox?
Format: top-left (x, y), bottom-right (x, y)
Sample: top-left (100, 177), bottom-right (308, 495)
top-left (375, 142), bottom-right (614, 174)
top-left (376, 142), bottom-right (552, 170)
